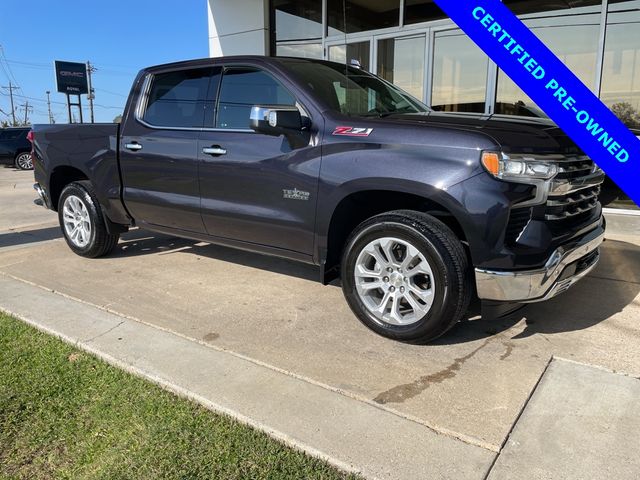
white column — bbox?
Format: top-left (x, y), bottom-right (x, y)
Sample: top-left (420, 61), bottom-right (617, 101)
top-left (208, 0), bottom-right (270, 57)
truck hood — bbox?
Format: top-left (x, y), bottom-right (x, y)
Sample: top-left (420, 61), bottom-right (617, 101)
top-left (381, 111), bottom-right (583, 155)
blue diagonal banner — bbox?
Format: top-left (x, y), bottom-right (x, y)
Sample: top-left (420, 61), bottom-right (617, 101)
top-left (433, 0), bottom-right (640, 205)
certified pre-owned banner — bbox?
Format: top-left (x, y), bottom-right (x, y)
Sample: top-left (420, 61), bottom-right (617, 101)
top-left (433, 0), bottom-right (640, 205)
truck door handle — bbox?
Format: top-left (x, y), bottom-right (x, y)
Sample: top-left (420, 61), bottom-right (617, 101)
top-left (125, 142), bottom-right (142, 151)
top-left (202, 146), bottom-right (227, 156)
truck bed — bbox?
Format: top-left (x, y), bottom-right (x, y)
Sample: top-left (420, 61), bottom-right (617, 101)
top-left (32, 123), bottom-right (130, 225)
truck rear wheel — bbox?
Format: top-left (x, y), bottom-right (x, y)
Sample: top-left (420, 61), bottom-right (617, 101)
top-left (58, 181), bottom-right (120, 258)
top-left (341, 210), bottom-right (471, 343)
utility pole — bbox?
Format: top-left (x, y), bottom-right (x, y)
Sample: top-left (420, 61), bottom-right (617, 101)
top-left (20, 101), bottom-right (32, 125)
top-left (86, 61), bottom-right (96, 123)
top-left (1, 82), bottom-right (17, 126)
top-left (46, 90), bottom-right (53, 124)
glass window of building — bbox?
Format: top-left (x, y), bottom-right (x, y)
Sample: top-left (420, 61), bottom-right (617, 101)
top-left (495, 18), bottom-right (600, 117)
top-left (273, 0), bottom-right (322, 41)
top-left (600, 0), bottom-right (640, 209)
top-left (327, 0), bottom-right (400, 35)
top-left (276, 43), bottom-right (323, 59)
top-left (328, 41), bottom-right (371, 71)
top-left (377, 36), bottom-right (426, 100)
top-left (403, 0), bottom-right (446, 25)
top-left (431, 30), bottom-right (489, 113)
top-left (502, 0), bottom-right (601, 15)
top-left (602, 0), bottom-right (640, 128)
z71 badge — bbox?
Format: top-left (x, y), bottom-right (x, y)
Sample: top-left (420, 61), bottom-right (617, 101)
top-left (332, 126), bottom-right (373, 137)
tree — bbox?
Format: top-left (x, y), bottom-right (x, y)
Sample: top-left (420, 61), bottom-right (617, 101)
top-left (113, 114), bottom-right (122, 123)
top-left (610, 102), bottom-right (640, 128)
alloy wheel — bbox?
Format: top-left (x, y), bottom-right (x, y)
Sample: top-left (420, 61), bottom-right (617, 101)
top-left (16, 153), bottom-right (33, 170)
top-left (354, 236), bottom-right (436, 326)
top-left (62, 195), bottom-right (92, 248)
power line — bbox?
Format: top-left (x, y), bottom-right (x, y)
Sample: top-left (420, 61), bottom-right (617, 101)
top-left (12, 92), bottom-right (66, 106)
top-left (93, 103), bottom-right (124, 109)
top-left (0, 46), bottom-right (20, 88)
top-left (0, 60), bottom-right (13, 82)
top-left (3, 58), bottom-right (137, 77)
top-left (95, 87), bottom-right (127, 98)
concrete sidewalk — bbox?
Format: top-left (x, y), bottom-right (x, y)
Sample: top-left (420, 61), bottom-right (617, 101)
top-left (0, 273), bottom-right (494, 480)
top-left (4, 273), bottom-right (640, 479)
top-left (489, 359), bottom-right (640, 480)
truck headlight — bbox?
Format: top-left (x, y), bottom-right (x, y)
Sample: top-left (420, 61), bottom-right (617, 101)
top-left (481, 152), bottom-right (558, 181)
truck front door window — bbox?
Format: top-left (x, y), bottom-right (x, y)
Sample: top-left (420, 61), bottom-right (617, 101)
top-left (216, 68), bottom-right (296, 129)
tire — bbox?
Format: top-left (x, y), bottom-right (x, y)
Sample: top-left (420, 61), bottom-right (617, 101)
top-left (341, 210), bottom-right (472, 344)
top-left (14, 152), bottom-right (33, 170)
top-left (58, 181), bottom-right (120, 258)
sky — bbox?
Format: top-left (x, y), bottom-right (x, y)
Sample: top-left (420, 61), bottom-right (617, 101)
top-left (0, 0), bottom-right (208, 124)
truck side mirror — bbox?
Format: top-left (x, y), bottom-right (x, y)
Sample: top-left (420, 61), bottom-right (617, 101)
top-left (250, 106), bottom-right (303, 137)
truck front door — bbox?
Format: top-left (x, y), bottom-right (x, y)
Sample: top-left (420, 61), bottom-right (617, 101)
top-left (198, 66), bottom-right (322, 256)
top-left (120, 67), bottom-right (219, 233)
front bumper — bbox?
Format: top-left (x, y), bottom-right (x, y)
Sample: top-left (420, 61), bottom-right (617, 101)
top-left (475, 224), bottom-right (605, 302)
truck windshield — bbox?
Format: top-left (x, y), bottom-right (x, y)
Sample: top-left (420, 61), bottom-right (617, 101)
top-left (284, 61), bottom-right (430, 117)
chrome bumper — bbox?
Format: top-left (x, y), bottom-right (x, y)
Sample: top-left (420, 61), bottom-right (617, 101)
top-left (475, 225), bottom-right (605, 303)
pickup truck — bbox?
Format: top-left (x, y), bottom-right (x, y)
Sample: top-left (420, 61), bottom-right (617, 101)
top-left (31, 56), bottom-right (606, 343)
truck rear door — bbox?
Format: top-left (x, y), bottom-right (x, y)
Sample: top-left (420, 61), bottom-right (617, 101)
top-left (119, 67), bottom-right (218, 233)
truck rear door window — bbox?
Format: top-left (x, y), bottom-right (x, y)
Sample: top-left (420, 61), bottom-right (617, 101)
top-left (143, 68), bottom-right (213, 128)
top-left (216, 68), bottom-right (296, 129)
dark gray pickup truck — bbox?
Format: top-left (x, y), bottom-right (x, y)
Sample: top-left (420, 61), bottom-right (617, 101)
top-left (31, 56), bottom-right (606, 343)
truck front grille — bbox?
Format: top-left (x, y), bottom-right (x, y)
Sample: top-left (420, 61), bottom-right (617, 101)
top-left (554, 156), bottom-right (594, 180)
top-left (545, 185), bottom-right (601, 220)
top-left (543, 155), bottom-right (603, 235)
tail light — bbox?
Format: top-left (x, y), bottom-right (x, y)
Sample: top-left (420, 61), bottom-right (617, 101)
top-left (27, 130), bottom-right (34, 143)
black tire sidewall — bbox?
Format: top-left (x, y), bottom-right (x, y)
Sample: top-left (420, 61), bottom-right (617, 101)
top-left (342, 219), bottom-right (456, 342)
top-left (58, 183), bottom-right (100, 256)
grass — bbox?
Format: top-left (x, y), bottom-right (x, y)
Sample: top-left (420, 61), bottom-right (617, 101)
top-left (0, 312), bottom-right (358, 480)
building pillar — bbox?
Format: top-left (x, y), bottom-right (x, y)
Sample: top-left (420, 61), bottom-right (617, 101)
top-left (208, 0), bottom-right (270, 57)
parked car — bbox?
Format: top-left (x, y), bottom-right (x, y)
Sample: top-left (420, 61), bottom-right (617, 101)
top-left (31, 56), bottom-right (605, 343)
top-left (0, 127), bottom-right (33, 170)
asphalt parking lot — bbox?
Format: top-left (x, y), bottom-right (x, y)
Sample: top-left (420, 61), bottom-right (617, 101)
top-left (2, 165), bottom-right (640, 477)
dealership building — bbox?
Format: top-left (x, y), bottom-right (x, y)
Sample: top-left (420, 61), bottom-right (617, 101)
top-left (208, 0), bottom-right (639, 211)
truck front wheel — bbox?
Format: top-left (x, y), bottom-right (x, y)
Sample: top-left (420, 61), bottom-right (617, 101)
top-left (58, 181), bottom-right (120, 258)
top-left (341, 210), bottom-right (472, 343)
